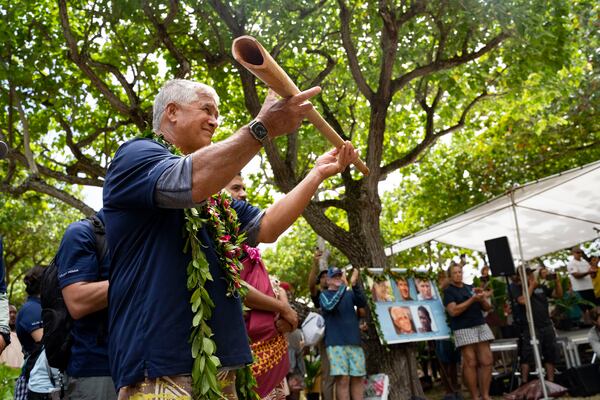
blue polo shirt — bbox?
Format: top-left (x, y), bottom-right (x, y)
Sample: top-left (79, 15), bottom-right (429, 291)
top-left (320, 285), bottom-right (366, 347)
top-left (103, 138), bottom-right (258, 389)
top-left (16, 296), bottom-right (43, 356)
top-left (56, 213), bottom-right (111, 378)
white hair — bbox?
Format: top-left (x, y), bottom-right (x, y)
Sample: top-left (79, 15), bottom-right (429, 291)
top-left (152, 79), bottom-right (220, 134)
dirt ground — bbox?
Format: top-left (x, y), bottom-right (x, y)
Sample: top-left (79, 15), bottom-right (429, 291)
top-left (426, 384), bottom-right (600, 400)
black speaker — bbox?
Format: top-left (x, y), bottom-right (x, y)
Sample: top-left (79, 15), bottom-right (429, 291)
top-left (489, 371), bottom-right (519, 396)
top-left (484, 236), bottom-right (516, 277)
top-left (559, 364), bottom-right (600, 397)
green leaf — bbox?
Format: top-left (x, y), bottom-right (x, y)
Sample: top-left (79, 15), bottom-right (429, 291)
top-left (191, 337), bottom-right (201, 358)
top-left (203, 337), bottom-right (215, 355)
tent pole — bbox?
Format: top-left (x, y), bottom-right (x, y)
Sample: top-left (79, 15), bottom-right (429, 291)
top-left (427, 241), bottom-right (433, 270)
top-left (510, 191), bottom-right (549, 399)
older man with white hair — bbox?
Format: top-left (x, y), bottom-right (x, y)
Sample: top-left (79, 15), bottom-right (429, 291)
top-left (103, 79), bottom-right (358, 399)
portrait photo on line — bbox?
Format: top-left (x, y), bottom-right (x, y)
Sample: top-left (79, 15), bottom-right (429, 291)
top-left (414, 278), bottom-right (437, 300)
top-left (365, 269), bottom-right (449, 344)
top-left (365, 275), bottom-right (396, 302)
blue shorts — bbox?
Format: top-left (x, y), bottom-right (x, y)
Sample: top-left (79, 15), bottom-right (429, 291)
top-left (326, 345), bottom-right (366, 377)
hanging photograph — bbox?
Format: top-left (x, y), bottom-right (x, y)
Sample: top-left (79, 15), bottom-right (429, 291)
top-left (365, 270), bottom-right (450, 344)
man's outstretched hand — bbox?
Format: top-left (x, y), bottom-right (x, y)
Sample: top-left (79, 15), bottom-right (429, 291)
top-left (256, 87), bottom-right (321, 138)
top-left (314, 141), bottom-right (359, 180)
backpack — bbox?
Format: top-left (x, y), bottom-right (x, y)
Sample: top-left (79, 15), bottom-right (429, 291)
top-left (40, 214), bottom-right (108, 370)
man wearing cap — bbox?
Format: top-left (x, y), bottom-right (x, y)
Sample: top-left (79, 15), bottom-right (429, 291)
top-left (567, 247), bottom-right (596, 322)
top-left (509, 267), bottom-right (562, 382)
top-left (320, 267), bottom-right (366, 400)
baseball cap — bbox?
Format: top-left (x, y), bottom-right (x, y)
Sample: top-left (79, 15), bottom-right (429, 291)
top-left (327, 267), bottom-right (343, 278)
top-left (316, 269), bottom-right (328, 284)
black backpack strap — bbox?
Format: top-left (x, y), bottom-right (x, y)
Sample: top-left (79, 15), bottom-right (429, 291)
top-left (86, 214), bottom-right (108, 279)
top-left (86, 214), bottom-right (109, 346)
top-left (22, 342), bottom-right (44, 381)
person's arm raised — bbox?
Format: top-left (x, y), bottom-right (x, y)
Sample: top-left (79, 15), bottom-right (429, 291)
top-left (191, 87), bottom-right (321, 203)
top-left (257, 142), bottom-right (358, 243)
top-left (308, 250), bottom-right (322, 297)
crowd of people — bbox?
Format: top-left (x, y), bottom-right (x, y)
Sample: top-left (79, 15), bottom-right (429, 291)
top-left (2, 218), bottom-right (600, 400)
top-left (0, 79), bottom-right (598, 400)
top-left (433, 246), bottom-right (600, 400)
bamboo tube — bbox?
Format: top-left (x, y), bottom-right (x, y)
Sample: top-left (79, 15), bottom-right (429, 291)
top-left (232, 35), bottom-right (370, 176)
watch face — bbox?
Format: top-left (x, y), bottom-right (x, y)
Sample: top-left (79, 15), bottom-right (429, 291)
top-left (252, 121), bottom-right (268, 140)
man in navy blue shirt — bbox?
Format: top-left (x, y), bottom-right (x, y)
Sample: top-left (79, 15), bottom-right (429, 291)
top-left (320, 267), bottom-right (366, 400)
top-left (15, 265), bottom-right (45, 399)
top-left (55, 211), bottom-right (115, 399)
top-left (103, 79), bottom-right (358, 398)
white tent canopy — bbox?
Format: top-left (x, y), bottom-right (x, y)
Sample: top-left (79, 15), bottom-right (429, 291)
top-left (386, 159), bottom-right (600, 261)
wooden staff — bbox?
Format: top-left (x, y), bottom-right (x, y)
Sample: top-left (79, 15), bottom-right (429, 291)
top-left (232, 35), bottom-right (370, 176)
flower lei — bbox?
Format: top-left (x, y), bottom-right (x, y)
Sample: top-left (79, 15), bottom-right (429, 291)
top-left (152, 135), bottom-right (258, 399)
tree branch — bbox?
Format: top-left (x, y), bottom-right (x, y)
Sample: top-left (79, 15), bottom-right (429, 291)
top-left (77, 118), bottom-right (132, 147)
top-left (303, 202), bottom-right (359, 257)
top-left (4, 148), bottom-right (103, 186)
top-left (435, 92), bottom-right (491, 136)
top-left (391, 32), bottom-right (510, 94)
top-left (314, 198), bottom-right (348, 211)
top-left (0, 177), bottom-right (94, 215)
top-left (143, 0), bottom-right (191, 79)
top-left (380, 91), bottom-right (492, 177)
top-left (338, 0), bottom-right (374, 101)
top-left (86, 58), bottom-right (140, 110)
top-left (289, 0), bottom-right (328, 18)
top-left (13, 92), bottom-right (39, 176)
top-left (58, 0), bottom-right (148, 129)
top-left (207, 0), bottom-right (244, 36)
top-left (317, 97), bottom-right (348, 141)
top-left (306, 49), bottom-right (336, 88)
top-left (54, 112), bottom-right (106, 178)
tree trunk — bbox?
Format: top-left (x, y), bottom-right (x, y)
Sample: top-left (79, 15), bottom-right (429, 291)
top-left (364, 337), bottom-right (425, 399)
top-left (352, 204), bottom-right (425, 399)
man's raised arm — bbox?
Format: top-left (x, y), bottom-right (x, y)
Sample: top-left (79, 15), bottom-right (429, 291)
top-left (257, 143), bottom-right (358, 243)
top-left (191, 88), bottom-right (322, 202)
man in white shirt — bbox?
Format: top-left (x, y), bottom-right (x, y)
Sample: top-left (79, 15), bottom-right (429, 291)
top-left (567, 246), bottom-right (597, 322)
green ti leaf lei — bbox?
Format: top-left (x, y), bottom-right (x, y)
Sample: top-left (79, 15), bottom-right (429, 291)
top-left (152, 135), bottom-right (258, 399)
